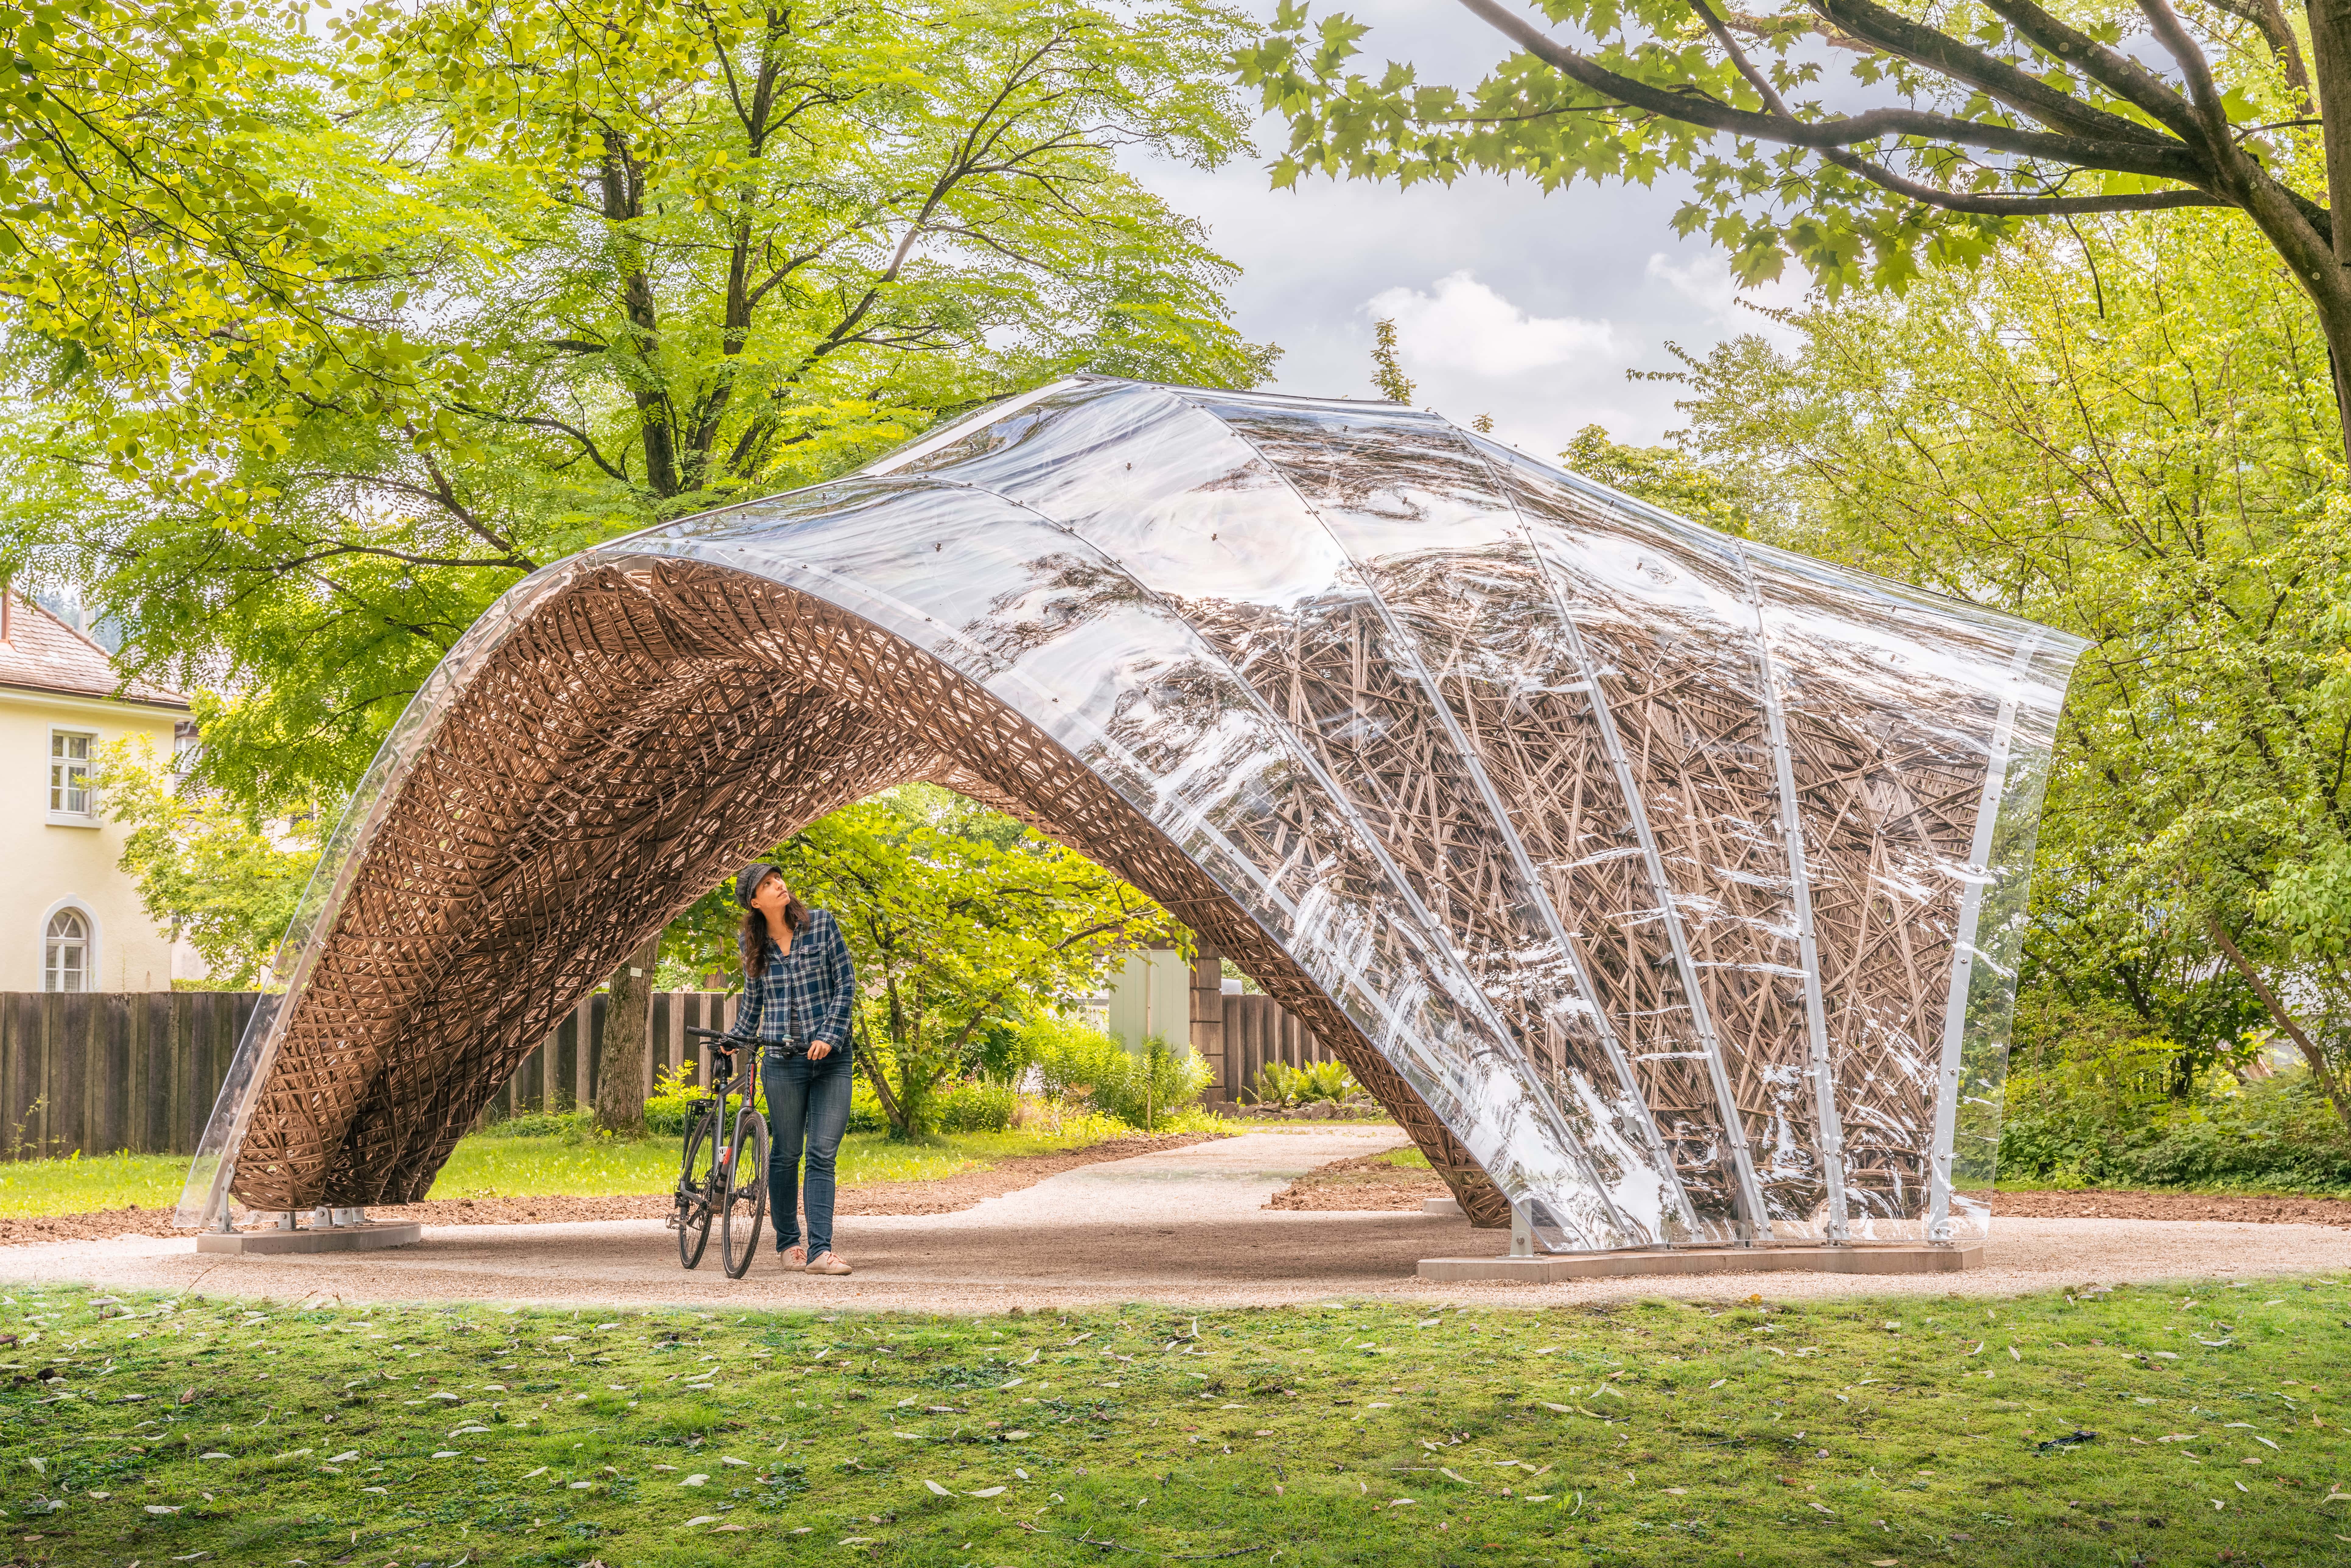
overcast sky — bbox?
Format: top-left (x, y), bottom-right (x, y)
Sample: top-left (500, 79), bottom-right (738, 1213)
top-left (1132, 0), bottom-right (1806, 455)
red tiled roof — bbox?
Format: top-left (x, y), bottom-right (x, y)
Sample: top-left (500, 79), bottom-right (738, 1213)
top-left (0, 591), bottom-right (189, 710)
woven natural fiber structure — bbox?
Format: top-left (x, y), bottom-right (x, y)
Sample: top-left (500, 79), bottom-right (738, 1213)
top-left (179, 378), bottom-right (2082, 1252)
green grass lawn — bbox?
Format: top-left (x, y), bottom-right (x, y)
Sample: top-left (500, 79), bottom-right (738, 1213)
top-left (0, 1278), bottom-right (2342, 1566)
top-left (0, 1121), bottom-right (1147, 1219)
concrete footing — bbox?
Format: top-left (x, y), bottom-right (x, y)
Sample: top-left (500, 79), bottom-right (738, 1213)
top-left (197, 1222), bottom-right (424, 1257)
top-left (1418, 1242), bottom-right (1982, 1282)
top-left (1424, 1196), bottom-right (1464, 1217)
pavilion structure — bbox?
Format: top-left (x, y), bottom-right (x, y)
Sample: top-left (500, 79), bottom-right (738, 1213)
top-left (177, 378), bottom-right (2082, 1258)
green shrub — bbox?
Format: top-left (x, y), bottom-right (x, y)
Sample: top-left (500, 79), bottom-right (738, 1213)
top-left (847, 1079), bottom-right (889, 1134)
top-left (1019, 1016), bottom-right (1209, 1131)
top-left (2000, 1044), bottom-right (2351, 1193)
top-left (1250, 1059), bottom-right (1366, 1108)
top-left (1023, 1014), bottom-right (1133, 1102)
top-left (1089, 1037), bottom-right (1211, 1132)
top-left (934, 1077), bottom-right (1017, 1133)
top-left (641, 1062), bottom-right (760, 1137)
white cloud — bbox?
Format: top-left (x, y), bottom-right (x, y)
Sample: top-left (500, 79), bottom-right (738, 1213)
top-left (1644, 253), bottom-right (1807, 351)
top-left (1367, 271), bottom-right (1617, 376)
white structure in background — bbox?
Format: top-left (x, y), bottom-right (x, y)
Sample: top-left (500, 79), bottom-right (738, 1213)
top-left (0, 585), bottom-right (199, 991)
top-left (1103, 944), bottom-right (1194, 1054)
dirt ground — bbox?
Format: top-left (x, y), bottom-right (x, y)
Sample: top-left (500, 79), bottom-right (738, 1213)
top-left (0, 1132), bottom-right (1218, 1246)
top-left (9, 1135), bottom-right (2349, 1259)
top-left (1264, 1153), bottom-right (2351, 1227)
top-left (1264, 1147), bottom-right (1441, 1210)
top-left (2, 1130), bottom-right (2343, 1313)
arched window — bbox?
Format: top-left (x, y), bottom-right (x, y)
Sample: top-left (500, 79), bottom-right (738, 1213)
top-left (44, 909), bottom-right (88, 993)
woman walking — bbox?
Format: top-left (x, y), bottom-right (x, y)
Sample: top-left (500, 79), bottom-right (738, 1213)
top-left (722, 862), bottom-right (858, 1275)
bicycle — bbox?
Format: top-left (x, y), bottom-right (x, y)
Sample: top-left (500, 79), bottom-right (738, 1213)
top-left (671, 1025), bottom-right (771, 1277)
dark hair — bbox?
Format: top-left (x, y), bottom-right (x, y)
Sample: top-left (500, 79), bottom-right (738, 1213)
top-left (739, 875), bottom-right (809, 978)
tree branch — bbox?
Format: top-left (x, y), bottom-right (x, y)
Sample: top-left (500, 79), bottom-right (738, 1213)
top-left (1453, 0), bottom-right (2211, 184)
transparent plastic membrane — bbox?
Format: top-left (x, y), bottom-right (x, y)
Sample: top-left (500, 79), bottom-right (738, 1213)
top-left (179, 375), bottom-right (2083, 1251)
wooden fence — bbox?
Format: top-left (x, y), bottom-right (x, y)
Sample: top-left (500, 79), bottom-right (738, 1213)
top-left (0, 991), bottom-right (260, 1161)
top-left (483, 990), bottom-right (740, 1121)
top-left (1220, 992), bottom-right (1342, 1102)
top-left (1, 985), bottom-right (1345, 1157)
top-left (0, 989), bottom-right (744, 1160)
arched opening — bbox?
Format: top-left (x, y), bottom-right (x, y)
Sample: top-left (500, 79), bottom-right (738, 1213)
top-left (211, 560), bottom-right (1498, 1223)
top-left (43, 906), bottom-right (91, 993)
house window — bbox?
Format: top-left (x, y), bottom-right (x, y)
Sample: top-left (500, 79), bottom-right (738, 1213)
top-left (48, 730), bottom-right (96, 821)
top-left (44, 910), bottom-right (89, 993)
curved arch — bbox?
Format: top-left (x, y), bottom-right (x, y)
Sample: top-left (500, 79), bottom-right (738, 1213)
top-left (178, 378), bottom-right (2085, 1253)
top-left (39, 898), bottom-right (97, 994)
top-left (198, 557), bottom-right (1513, 1228)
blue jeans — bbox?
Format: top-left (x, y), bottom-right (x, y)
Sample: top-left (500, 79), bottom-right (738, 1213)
top-left (762, 1048), bottom-right (852, 1256)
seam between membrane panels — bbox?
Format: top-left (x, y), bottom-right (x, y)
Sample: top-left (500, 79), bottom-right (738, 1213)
top-left (1469, 440), bottom-right (1775, 1243)
top-left (1927, 628), bottom-right (2046, 1241)
top-left (1140, 391), bottom-right (1650, 1250)
top-left (1732, 543), bottom-right (1850, 1244)
top-left (793, 445), bottom-right (1629, 1245)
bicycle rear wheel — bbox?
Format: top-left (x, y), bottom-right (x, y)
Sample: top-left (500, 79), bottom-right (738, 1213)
top-left (676, 1107), bottom-right (718, 1270)
top-left (720, 1112), bottom-right (769, 1279)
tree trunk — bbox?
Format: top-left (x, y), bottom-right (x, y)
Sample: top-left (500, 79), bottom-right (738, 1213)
top-left (2306, 0), bottom-right (2351, 453)
top-left (2206, 915), bottom-right (2351, 1130)
top-left (854, 1013), bottom-right (907, 1133)
top-left (595, 934), bottom-right (663, 1136)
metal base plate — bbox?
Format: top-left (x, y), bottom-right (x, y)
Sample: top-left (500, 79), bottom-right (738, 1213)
top-left (196, 1222), bottom-right (424, 1256)
top-left (1418, 1243), bottom-right (1982, 1282)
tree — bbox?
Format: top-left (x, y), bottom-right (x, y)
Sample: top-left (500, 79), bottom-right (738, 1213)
top-left (777, 786), bottom-right (1181, 1135)
top-left (594, 934), bottom-right (664, 1134)
top-left (1235, 0), bottom-right (2351, 453)
top-left (1559, 422), bottom-right (1758, 534)
top-left (1658, 207), bottom-right (2351, 1123)
top-left (93, 740), bottom-right (323, 989)
top-left (1, 3), bottom-right (442, 536)
top-left (14, 0), bottom-right (1276, 814)
top-left (1369, 316), bottom-right (1415, 402)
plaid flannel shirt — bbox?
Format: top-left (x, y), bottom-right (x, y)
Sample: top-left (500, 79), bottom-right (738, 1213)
top-left (723, 907), bottom-right (855, 1054)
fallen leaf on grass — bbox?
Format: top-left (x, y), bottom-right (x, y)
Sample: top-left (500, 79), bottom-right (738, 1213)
top-left (683, 1515), bottom-right (723, 1527)
top-left (145, 1504), bottom-right (180, 1514)
top-left (925, 1480), bottom-right (954, 1496)
top-left (968, 1487), bottom-right (1006, 1497)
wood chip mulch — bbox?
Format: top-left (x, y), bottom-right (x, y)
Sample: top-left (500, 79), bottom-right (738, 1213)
top-left (1989, 1187), bottom-right (2351, 1227)
top-left (1264, 1149), bottom-right (1448, 1211)
top-left (0, 1132), bottom-right (1223, 1246)
top-left (1265, 1152), bottom-right (2351, 1229)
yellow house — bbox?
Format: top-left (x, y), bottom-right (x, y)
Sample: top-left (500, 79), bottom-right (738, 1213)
top-left (0, 588), bottom-right (195, 992)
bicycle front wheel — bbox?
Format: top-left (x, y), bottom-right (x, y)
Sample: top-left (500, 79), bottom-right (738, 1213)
top-left (676, 1108), bottom-right (719, 1270)
top-left (720, 1112), bottom-right (769, 1279)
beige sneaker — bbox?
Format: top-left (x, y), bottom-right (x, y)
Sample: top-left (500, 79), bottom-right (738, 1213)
top-left (805, 1250), bottom-right (852, 1276)
top-left (781, 1244), bottom-right (807, 1269)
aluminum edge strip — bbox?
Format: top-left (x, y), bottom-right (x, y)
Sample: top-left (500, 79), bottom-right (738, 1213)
top-left (1734, 543), bottom-right (1850, 1244)
top-left (1925, 629), bottom-right (2047, 1242)
top-left (1159, 400), bottom-right (1651, 1249)
top-left (1485, 466), bottom-right (1775, 1243)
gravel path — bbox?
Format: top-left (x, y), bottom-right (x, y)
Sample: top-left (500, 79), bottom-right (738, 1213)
top-left (1, 1130), bottom-right (2340, 1313)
